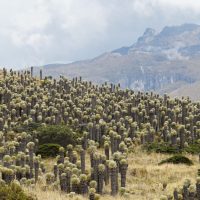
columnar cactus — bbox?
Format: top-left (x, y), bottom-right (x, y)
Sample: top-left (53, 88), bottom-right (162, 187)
top-left (97, 164), bottom-right (105, 194)
top-left (60, 173), bottom-right (67, 192)
top-left (59, 147), bottom-right (65, 164)
top-left (120, 159), bottom-right (128, 187)
top-left (40, 69), bottom-right (42, 80)
top-left (80, 174), bottom-right (88, 195)
top-left (173, 188), bottom-right (179, 200)
top-left (27, 142), bottom-right (35, 178)
top-left (65, 167), bottom-right (71, 193)
top-left (71, 176), bottom-right (80, 193)
top-left (80, 149), bottom-right (86, 173)
top-left (53, 164), bottom-right (58, 181)
top-left (196, 177), bottom-right (200, 199)
top-left (109, 160), bottom-right (118, 196)
top-left (89, 188), bottom-right (96, 200)
top-left (67, 144), bottom-right (73, 163)
top-left (31, 67), bottom-right (33, 77)
top-left (104, 142), bottom-right (110, 160)
top-left (179, 125), bottom-right (185, 149)
top-left (34, 157), bottom-right (39, 183)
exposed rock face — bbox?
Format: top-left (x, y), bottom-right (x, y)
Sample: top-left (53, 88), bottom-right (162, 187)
top-left (33, 23), bottom-right (200, 99)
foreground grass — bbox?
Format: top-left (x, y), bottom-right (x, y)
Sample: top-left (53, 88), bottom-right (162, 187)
top-left (25, 147), bottom-right (199, 200)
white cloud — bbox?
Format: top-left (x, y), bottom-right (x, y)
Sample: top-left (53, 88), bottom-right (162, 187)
top-left (0, 0), bottom-right (200, 68)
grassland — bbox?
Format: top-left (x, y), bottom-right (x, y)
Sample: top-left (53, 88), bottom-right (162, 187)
top-left (25, 147), bottom-right (199, 200)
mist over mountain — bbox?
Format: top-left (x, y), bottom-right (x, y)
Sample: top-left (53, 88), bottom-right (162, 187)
top-left (33, 23), bottom-right (200, 100)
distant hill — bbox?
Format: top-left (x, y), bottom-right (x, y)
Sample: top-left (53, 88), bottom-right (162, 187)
top-left (169, 81), bottom-right (200, 101)
top-left (33, 23), bottom-right (200, 100)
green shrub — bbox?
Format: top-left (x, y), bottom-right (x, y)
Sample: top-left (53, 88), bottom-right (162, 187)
top-left (143, 142), bottom-right (200, 154)
top-left (184, 143), bottom-right (200, 154)
top-left (159, 155), bottom-right (193, 166)
top-left (143, 142), bottom-right (180, 154)
top-left (0, 182), bottom-right (36, 200)
top-left (36, 143), bottom-right (61, 158)
top-left (37, 125), bottom-right (81, 147)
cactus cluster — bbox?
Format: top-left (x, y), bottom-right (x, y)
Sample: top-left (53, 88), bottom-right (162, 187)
top-left (1, 68), bottom-right (200, 199)
top-left (161, 172), bottom-right (200, 200)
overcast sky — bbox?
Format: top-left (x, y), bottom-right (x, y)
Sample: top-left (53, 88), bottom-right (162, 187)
top-left (0, 0), bottom-right (200, 69)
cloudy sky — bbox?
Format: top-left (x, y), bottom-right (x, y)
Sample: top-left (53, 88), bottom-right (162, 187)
top-left (0, 0), bottom-right (200, 69)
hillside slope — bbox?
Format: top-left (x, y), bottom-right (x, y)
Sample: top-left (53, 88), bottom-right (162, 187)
top-left (169, 81), bottom-right (200, 101)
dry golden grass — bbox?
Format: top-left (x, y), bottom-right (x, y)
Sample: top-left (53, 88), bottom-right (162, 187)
top-left (25, 147), bottom-right (199, 200)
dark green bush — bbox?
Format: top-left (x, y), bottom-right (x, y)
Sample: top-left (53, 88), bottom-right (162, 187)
top-left (184, 143), bottom-right (200, 154)
top-left (143, 142), bottom-right (200, 154)
top-left (159, 155), bottom-right (193, 166)
top-left (0, 182), bottom-right (36, 200)
top-left (36, 143), bottom-right (61, 158)
top-left (37, 125), bottom-right (81, 147)
top-left (143, 142), bottom-right (180, 154)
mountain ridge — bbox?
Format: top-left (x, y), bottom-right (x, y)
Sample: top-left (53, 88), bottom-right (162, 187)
top-left (33, 23), bottom-right (200, 100)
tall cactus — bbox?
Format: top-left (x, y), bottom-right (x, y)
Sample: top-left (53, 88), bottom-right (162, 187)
top-left (109, 160), bottom-right (118, 196)
top-left (97, 164), bottom-right (105, 194)
top-left (120, 159), bottom-right (128, 187)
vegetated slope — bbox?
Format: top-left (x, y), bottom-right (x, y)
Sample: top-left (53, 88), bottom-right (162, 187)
top-left (1, 69), bottom-right (200, 200)
top-left (33, 23), bottom-right (200, 100)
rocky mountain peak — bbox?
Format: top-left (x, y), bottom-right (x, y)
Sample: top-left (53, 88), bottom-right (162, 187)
top-left (35, 23), bottom-right (200, 100)
top-left (160, 23), bottom-right (200, 37)
top-left (137, 28), bottom-right (156, 43)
